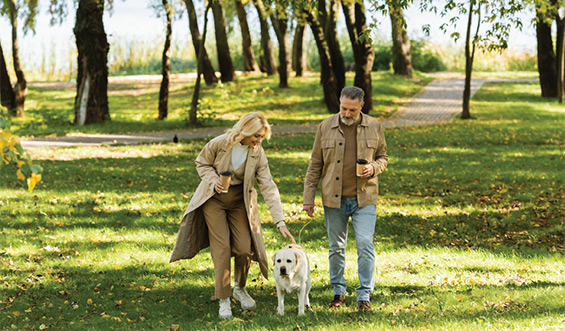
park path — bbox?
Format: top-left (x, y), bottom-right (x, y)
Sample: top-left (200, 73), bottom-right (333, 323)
top-left (19, 76), bottom-right (534, 148)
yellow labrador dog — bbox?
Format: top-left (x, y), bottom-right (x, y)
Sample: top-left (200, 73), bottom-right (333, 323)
top-left (272, 244), bottom-right (311, 316)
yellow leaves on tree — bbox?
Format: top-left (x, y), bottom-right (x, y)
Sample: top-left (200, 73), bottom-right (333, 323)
top-left (0, 115), bottom-right (42, 191)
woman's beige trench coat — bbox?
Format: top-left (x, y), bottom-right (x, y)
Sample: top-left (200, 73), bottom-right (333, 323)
top-left (169, 134), bottom-right (285, 279)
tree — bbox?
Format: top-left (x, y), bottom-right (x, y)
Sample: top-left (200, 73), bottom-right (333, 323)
top-left (73, 0), bottom-right (110, 125)
top-left (190, 2), bottom-right (212, 124)
top-left (416, 0), bottom-right (525, 119)
top-left (182, 0), bottom-right (218, 85)
top-left (211, 0), bottom-right (236, 82)
top-left (1, 0), bottom-right (37, 117)
top-left (270, 3), bottom-right (291, 87)
top-left (319, 0), bottom-right (345, 93)
top-left (292, 18), bottom-right (307, 76)
top-left (342, 0), bottom-right (375, 114)
top-left (158, 0), bottom-right (173, 120)
top-left (0, 42), bottom-right (15, 110)
top-left (535, 0), bottom-right (564, 101)
top-left (234, 0), bottom-right (261, 72)
top-left (304, 6), bottom-right (340, 113)
top-left (253, 0), bottom-right (277, 75)
top-left (387, 0), bottom-right (412, 77)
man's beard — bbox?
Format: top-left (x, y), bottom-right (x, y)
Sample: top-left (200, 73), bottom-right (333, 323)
top-left (340, 113), bottom-right (360, 126)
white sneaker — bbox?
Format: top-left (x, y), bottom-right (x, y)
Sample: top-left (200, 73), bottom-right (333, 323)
top-left (219, 298), bottom-right (232, 319)
top-left (232, 286), bottom-right (256, 311)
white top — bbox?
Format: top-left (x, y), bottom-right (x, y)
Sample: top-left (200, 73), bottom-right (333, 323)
top-left (231, 142), bottom-right (249, 170)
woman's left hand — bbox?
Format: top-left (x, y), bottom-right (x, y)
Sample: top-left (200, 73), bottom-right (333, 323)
top-left (278, 226), bottom-right (297, 245)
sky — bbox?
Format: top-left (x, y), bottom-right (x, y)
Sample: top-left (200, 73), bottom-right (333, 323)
top-left (0, 1), bottom-right (539, 78)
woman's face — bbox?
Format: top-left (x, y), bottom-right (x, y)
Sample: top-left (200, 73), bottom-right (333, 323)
top-left (240, 127), bottom-right (266, 148)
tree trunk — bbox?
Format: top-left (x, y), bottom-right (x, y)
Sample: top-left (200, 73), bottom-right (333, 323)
top-left (292, 22), bottom-right (307, 76)
top-left (73, 0), bottom-right (110, 125)
top-left (536, 7), bottom-right (558, 98)
top-left (7, 0), bottom-right (27, 117)
top-left (342, 1), bottom-right (374, 114)
top-left (211, 0), bottom-right (236, 82)
top-left (190, 3), bottom-right (212, 125)
top-left (271, 12), bottom-right (291, 88)
top-left (0, 42), bottom-right (15, 111)
top-left (158, 0), bottom-right (172, 120)
top-left (253, 0), bottom-right (277, 75)
top-left (462, 0), bottom-right (476, 120)
top-left (305, 10), bottom-right (340, 113)
top-left (319, 0), bottom-right (345, 93)
top-left (388, 3), bottom-right (412, 77)
top-left (183, 0), bottom-right (218, 85)
top-left (235, 0), bottom-right (260, 72)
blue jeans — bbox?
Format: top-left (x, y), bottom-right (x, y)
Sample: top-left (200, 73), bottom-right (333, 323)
top-left (324, 198), bottom-right (376, 302)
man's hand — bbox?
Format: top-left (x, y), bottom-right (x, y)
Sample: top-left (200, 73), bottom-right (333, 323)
top-left (360, 165), bottom-right (375, 179)
top-left (278, 226), bottom-right (297, 245)
top-left (303, 204), bottom-right (315, 217)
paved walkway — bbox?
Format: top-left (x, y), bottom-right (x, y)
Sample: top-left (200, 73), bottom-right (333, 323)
top-left (20, 77), bottom-right (535, 148)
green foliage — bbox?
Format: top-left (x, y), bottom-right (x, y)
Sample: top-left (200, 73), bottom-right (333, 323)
top-left (0, 108), bottom-right (42, 190)
top-left (410, 39), bottom-right (447, 72)
top-left (0, 81), bottom-right (563, 330)
top-left (372, 43), bottom-right (392, 71)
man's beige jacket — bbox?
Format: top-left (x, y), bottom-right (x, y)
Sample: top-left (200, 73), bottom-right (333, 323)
top-left (303, 113), bottom-right (388, 208)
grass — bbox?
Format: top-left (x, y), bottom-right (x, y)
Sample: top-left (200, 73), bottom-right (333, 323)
top-left (1, 78), bottom-right (564, 330)
top-left (9, 72), bottom-right (431, 138)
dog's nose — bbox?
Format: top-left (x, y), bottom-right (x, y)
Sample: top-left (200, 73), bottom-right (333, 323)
top-left (280, 266), bottom-right (287, 275)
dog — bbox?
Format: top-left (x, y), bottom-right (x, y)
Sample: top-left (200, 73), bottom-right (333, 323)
top-left (272, 244), bottom-right (311, 316)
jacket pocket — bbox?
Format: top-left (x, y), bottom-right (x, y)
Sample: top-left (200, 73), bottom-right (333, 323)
top-left (359, 139), bottom-right (378, 161)
top-left (321, 140), bottom-right (336, 161)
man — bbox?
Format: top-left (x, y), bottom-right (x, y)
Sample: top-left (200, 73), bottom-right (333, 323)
top-left (303, 86), bottom-right (388, 311)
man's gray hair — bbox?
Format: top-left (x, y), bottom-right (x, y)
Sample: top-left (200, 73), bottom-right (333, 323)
top-left (340, 86), bottom-right (364, 103)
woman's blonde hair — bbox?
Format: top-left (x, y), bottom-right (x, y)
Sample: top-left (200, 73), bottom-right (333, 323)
top-left (225, 112), bottom-right (272, 147)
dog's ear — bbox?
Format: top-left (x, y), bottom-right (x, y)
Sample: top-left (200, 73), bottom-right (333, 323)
top-left (291, 252), bottom-right (303, 274)
top-left (272, 252), bottom-right (277, 266)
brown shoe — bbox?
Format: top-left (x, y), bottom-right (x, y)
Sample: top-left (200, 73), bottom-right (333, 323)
top-left (329, 295), bottom-right (346, 308)
top-left (358, 301), bottom-right (372, 311)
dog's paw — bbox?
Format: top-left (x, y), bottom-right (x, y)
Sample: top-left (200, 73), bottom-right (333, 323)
top-left (277, 306), bottom-right (284, 316)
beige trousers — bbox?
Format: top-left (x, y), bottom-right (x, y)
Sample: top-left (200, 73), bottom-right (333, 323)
top-left (201, 184), bottom-right (252, 299)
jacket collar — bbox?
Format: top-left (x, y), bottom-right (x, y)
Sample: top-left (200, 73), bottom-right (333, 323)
top-left (330, 113), bottom-right (367, 128)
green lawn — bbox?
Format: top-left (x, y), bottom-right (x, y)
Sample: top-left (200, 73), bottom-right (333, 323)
top-left (10, 72), bottom-right (432, 138)
top-left (1, 78), bottom-right (563, 330)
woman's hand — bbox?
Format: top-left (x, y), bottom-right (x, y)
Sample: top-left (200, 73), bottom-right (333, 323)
top-left (214, 178), bottom-right (224, 194)
top-left (278, 226), bottom-right (297, 245)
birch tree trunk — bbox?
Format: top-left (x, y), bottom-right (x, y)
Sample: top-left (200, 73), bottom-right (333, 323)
top-left (73, 0), bottom-right (110, 125)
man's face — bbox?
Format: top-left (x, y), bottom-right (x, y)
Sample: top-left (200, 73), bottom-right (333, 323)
top-left (339, 96), bottom-right (364, 126)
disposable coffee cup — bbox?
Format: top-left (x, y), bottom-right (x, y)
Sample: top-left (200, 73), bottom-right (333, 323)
top-left (219, 171), bottom-right (232, 193)
top-left (356, 159), bottom-right (368, 177)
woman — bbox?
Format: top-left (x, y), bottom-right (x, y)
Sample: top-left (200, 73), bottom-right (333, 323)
top-left (170, 112), bottom-right (296, 319)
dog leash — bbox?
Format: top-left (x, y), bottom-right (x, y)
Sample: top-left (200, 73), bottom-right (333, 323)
top-left (297, 217), bottom-right (314, 245)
